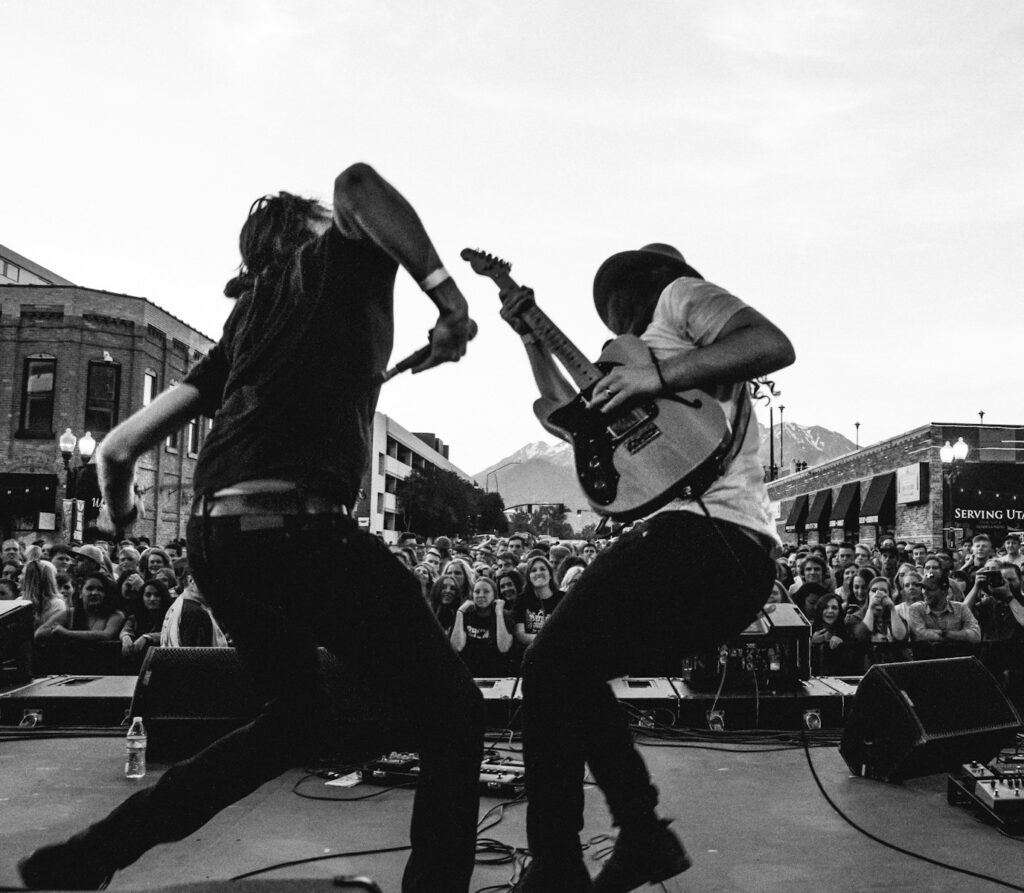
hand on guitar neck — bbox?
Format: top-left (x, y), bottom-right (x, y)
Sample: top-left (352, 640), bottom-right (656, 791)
top-left (499, 281), bottom-right (663, 414)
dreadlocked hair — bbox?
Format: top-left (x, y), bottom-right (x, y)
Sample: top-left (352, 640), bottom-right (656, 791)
top-left (223, 192), bottom-right (330, 298)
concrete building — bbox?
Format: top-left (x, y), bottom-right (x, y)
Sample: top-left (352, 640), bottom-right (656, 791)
top-left (1, 244), bottom-right (215, 545)
top-left (767, 422), bottom-right (1024, 550)
top-left (358, 414), bottom-right (472, 543)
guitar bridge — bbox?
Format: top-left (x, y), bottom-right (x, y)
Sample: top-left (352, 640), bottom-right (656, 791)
top-left (624, 423), bottom-right (661, 455)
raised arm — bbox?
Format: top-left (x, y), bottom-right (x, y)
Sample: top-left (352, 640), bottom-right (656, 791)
top-left (498, 285), bottom-right (576, 408)
top-left (333, 163), bottom-right (473, 372)
top-left (97, 384), bottom-right (206, 526)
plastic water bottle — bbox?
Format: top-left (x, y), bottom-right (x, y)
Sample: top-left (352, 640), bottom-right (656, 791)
top-left (125, 716), bottom-right (147, 779)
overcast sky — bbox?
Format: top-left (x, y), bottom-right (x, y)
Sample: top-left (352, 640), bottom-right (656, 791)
top-left (5, 1), bottom-right (1023, 474)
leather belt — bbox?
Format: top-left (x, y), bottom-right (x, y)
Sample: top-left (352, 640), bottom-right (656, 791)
top-left (191, 480), bottom-right (351, 519)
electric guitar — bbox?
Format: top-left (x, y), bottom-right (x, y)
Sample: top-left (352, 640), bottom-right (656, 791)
top-left (461, 248), bottom-right (734, 520)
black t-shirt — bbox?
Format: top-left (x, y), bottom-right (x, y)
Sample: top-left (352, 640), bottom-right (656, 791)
top-left (513, 589), bottom-right (564, 637)
top-left (185, 226), bottom-right (398, 504)
top-left (460, 609), bottom-right (511, 677)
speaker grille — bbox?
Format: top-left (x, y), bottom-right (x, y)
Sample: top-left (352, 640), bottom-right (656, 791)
top-left (840, 657), bottom-right (1022, 781)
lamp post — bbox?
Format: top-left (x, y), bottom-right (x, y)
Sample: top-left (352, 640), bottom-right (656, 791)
top-left (939, 436), bottom-right (969, 550)
top-left (485, 461), bottom-right (521, 493)
top-left (59, 428), bottom-right (96, 535)
top-left (778, 405), bottom-right (785, 472)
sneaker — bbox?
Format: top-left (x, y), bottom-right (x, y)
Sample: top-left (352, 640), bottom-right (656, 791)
top-left (591, 818), bottom-right (692, 893)
top-left (512, 855), bottom-right (593, 892)
top-left (18, 840), bottom-right (114, 890)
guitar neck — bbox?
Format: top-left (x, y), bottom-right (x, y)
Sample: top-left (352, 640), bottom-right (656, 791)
top-left (487, 269), bottom-right (603, 391)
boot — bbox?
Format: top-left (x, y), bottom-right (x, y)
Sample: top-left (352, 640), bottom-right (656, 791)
top-left (591, 818), bottom-right (691, 893)
top-left (19, 838), bottom-right (115, 890)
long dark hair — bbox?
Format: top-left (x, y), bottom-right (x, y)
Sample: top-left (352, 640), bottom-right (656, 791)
top-left (223, 192), bottom-right (330, 298)
top-left (137, 578), bottom-right (173, 634)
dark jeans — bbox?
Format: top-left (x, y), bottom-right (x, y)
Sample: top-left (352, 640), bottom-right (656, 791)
top-left (74, 514), bottom-right (485, 892)
top-left (520, 511), bottom-right (774, 860)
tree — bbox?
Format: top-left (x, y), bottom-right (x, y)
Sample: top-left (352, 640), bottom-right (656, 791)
top-left (476, 491), bottom-right (509, 535)
top-left (399, 467), bottom-right (508, 538)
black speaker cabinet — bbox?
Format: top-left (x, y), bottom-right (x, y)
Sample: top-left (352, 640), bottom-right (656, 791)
top-left (840, 656), bottom-right (1022, 782)
top-left (131, 647), bottom-right (414, 763)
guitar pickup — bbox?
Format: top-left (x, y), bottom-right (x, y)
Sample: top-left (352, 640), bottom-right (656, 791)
top-left (624, 424), bottom-right (661, 454)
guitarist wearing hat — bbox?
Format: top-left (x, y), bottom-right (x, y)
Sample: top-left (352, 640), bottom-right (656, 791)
top-left (497, 243), bottom-right (795, 892)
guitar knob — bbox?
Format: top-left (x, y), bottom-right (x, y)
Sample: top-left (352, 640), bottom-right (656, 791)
top-left (593, 479), bottom-right (607, 493)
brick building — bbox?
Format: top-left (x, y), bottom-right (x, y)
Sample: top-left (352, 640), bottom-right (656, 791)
top-left (1, 244), bottom-right (215, 545)
top-left (767, 422), bottom-right (1024, 550)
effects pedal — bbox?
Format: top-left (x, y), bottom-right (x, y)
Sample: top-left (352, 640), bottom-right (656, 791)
top-left (360, 752), bottom-right (420, 786)
top-left (949, 760), bottom-right (1024, 830)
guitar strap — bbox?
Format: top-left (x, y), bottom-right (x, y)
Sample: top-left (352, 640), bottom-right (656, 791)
top-left (717, 381), bottom-right (753, 475)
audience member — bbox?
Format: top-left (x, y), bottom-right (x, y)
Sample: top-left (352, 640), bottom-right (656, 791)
top-left (908, 576), bottom-right (981, 655)
top-left (430, 574), bottom-right (463, 636)
top-left (121, 578), bottom-right (173, 659)
top-left (160, 581), bottom-right (229, 647)
top-left (450, 577), bottom-right (513, 677)
top-left (512, 556), bottom-right (563, 650)
top-left (52, 572), bottom-right (126, 642)
top-left (21, 560), bottom-right (68, 639)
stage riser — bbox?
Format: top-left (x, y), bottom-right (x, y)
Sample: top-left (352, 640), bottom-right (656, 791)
top-left (1, 665), bottom-right (857, 739)
top-left (0, 675), bottom-right (136, 727)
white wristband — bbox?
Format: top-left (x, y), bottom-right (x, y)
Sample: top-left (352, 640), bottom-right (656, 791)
top-left (418, 267), bottom-right (450, 292)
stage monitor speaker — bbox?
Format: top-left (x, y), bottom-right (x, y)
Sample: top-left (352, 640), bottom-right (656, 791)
top-left (131, 647), bottom-right (414, 763)
top-left (839, 656), bottom-right (1022, 782)
top-left (0, 600), bottom-right (33, 689)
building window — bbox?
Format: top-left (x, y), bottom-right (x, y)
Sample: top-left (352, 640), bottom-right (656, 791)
top-left (166, 381), bottom-right (180, 451)
top-left (143, 370), bottom-right (158, 406)
top-left (187, 419), bottom-right (201, 455)
top-left (2, 260), bottom-right (21, 282)
top-left (18, 355), bottom-right (56, 436)
top-left (377, 493), bottom-right (384, 515)
top-left (84, 361), bottom-right (121, 434)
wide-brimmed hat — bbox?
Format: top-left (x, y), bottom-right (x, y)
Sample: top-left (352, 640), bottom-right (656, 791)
top-left (593, 243), bottom-right (701, 326)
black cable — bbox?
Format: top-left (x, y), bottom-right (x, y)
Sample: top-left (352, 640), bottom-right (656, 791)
top-left (292, 774), bottom-right (419, 802)
top-left (229, 844), bottom-right (413, 881)
top-left (800, 728), bottom-right (1024, 891)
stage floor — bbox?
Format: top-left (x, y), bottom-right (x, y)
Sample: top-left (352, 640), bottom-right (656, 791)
top-left (2, 732), bottom-right (1022, 893)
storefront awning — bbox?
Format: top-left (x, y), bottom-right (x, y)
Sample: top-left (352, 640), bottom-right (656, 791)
top-left (784, 494), bottom-right (809, 532)
top-left (806, 489), bottom-right (833, 529)
top-left (859, 472), bottom-right (896, 524)
top-left (829, 481), bottom-right (860, 529)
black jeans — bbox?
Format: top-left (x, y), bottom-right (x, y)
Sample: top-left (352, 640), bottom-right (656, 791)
top-left (78, 515), bottom-right (485, 892)
top-left (520, 511), bottom-right (774, 860)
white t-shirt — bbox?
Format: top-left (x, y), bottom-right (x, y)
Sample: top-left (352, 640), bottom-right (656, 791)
top-left (641, 277), bottom-right (780, 545)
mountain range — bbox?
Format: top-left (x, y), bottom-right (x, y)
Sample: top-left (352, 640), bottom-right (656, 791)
top-left (472, 422), bottom-right (857, 529)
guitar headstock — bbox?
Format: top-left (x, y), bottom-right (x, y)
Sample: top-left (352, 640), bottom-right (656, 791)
top-left (460, 248), bottom-right (511, 281)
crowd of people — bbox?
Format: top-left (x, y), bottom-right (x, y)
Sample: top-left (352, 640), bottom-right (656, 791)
top-left (775, 534), bottom-right (1024, 702)
top-left (1, 534), bottom-right (227, 674)
top-left (3, 528), bottom-right (1022, 703)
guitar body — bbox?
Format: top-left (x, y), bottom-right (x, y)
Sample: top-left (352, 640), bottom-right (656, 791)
top-left (537, 335), bottom-right (733, 520)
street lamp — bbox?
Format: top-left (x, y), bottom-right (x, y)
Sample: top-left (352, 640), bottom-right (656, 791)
top-left (485, 461), bottom-right (521, 493)
top-left (778, 405), bottom-right (785, 471)
top-left (939, 437), bottom-right (969, 549)
top-left (59, 427), bottom-right (96, 502)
